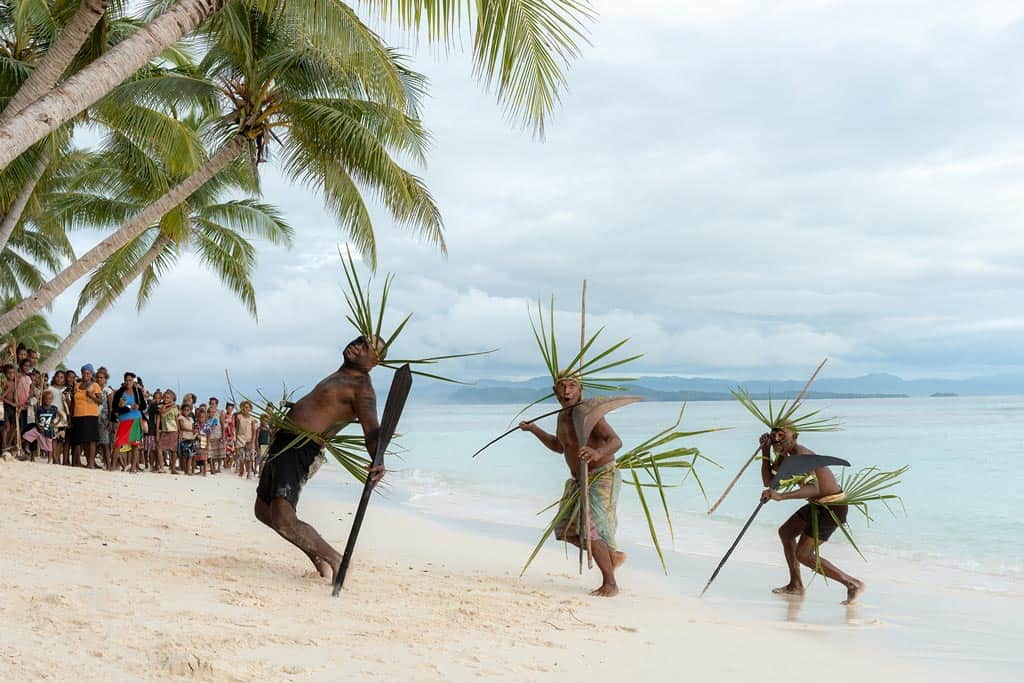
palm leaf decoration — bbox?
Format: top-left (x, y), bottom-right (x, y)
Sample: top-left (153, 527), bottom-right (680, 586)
top-left (517, 295), bottom-right (643, 418)
top-left (225, 379), bottom-right (402, 486)
top-left (521, 404), bottom-right (726, 575)
top-left (775, 464), bottom-right (909, 579)
top-left (815, 465), bottom-right (910, 563)
top-left (730, 386), bottom-right (841, 434)
top-left (339, 245), bottom-right (493, 383)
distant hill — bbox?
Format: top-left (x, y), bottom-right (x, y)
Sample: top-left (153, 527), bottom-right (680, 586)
top-left (407, 371), bottom-right (1024, 404)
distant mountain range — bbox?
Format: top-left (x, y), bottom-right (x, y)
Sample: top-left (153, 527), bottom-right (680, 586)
top-left (407, 372), bottom-right (1024, 404)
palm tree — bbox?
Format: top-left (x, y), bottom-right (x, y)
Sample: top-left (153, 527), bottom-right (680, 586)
top-left (0, 148), bottom-right (83, 297)
top-left (0, 1), bottom-right (441, 335)
top-left (41, 128), bottom-right (292, 371)
top-left (0, 296), bottom-right (59, 361)
top-left (0, 0), bottom-right (111, 127)
top-left (1, 0), bottom-right (204, 257)
top-left (0, 0), bottom-right (594, 168)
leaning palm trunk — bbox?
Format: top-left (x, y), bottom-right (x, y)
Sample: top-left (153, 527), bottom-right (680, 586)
top-left (0, 135), bottom-right (244, 336)
top-left (0, 0), bottom-right (226, 170)
top-left (40, 235), bottom-right (170, 374)
top-left (0, 149), bottom-right (50, 253)
top-left (0, 0), bottom-right (110, 126)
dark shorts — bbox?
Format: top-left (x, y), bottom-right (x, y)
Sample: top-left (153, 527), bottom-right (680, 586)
top-left (256, 432), bottom-right (325, 509)
top-left (2, 404), bottom-right (13, 424)
top-left (69, 416), bottom-right (100, 446)
top-left (797, 503), bottom-right (848, 542)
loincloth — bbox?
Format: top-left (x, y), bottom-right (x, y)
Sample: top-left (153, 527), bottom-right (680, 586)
top-left (554, 461), bottom-right (621, 550)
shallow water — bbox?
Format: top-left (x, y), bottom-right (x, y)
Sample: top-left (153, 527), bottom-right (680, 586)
top-left (307, 395), bottom-right (1023, 680)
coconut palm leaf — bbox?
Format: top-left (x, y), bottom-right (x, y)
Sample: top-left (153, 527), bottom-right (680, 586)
top-left (0, 295), bottom-right (58, 358)
top-left (778, 465), bottom-right (910, 574)
top-left (338, 245), bottom-right (492, 382)
top-left (358, 0), bottom-right (594, 137)
top-left (731, 386), bottom-right (841, 434)
top-left (516, 295), bottom-right (641, 419)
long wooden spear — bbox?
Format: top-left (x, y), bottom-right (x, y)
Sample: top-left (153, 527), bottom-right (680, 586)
top-left (706, 358), bottom-right (828, 515)
top-left (578, 280), bottom-right (593, 572)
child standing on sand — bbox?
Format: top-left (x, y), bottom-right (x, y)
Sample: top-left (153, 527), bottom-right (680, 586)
top-left (22, 390), bottom-right (58, 462)
top-left (177, 403), bottom-right (196, 475)
top-left (234, 401), bottom-right (258, 479)
top-left (194, 406), bottom-right (211, 477)
top-left (206, 398), bottom-right (223, 473)
top-left (159, 391), bottom-right (180, 474)
top-left (222, 402), bottom-right (236, 475)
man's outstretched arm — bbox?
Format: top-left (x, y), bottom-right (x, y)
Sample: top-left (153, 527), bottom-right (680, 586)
top-left (519, 421), bottom-right (563, 453)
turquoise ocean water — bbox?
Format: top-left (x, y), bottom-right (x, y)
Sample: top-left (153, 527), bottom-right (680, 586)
top-left (307, 395), bottom-right (1023, 678)
top-left (369, 396), bottom-right (1021, 584)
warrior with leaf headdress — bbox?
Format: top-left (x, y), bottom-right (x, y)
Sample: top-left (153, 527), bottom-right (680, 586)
top-left (517, 295), bottom-right (642, 597)
top-left (254, 248), bottom-right (488, 584)
top-left (732, 376), bottom-right (866, 604)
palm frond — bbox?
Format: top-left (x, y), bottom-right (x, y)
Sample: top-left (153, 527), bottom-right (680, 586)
top-left (516, 295), bottom-right (640, 419)
top-left (338, 245), bottom-right (491, 382)
top-left (730, 386), bottom-right (841, 434)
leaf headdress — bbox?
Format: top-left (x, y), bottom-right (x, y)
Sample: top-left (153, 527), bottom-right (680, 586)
top-left (339, 246), bottom-right (492, 383)
top-left (518, 295), bottom-right (643, 417)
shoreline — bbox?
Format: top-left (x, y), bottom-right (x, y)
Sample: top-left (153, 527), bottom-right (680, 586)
top-left (2, 459), bottom-right (1004, 681)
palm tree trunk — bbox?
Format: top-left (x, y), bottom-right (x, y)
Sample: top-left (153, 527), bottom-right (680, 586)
top-left (0, 149), bottom-right (49, 253)
top-left (0, 135), bottom-right (245, 336)
top-left (0, 0), bottom-right (226, 170)
top-left (0, 0), bottom-right (109, 126)
top-left (40, 235), bottom-right (170, 374)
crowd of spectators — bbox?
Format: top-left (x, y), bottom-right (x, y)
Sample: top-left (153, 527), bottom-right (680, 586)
top-left (1, 344), bottom-right (271, 478)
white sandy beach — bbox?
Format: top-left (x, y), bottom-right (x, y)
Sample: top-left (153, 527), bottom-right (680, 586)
top-left (1, 460), bottom-right (961, 682)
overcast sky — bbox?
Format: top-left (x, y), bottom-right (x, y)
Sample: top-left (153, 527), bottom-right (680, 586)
top-left (50, 0), bottom-right (1024, 398)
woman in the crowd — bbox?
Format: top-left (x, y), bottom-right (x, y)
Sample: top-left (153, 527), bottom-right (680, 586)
top-left (70, 364), bottom-right (103, 469)
top-left (112, 372), bottom-right (147, 473)
top-left (94, 368), bottom-right (115, 469)
top-left (48, 371), bottom-right (68, 466)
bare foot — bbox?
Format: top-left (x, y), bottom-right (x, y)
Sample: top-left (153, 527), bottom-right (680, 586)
top-left (316, 558), bottom-right (334, 580)
top-left (772, 583), bottom-right (804, 596)
top-left (612, 551), bottom-right (627, 569)
top-left (590, 583), bottom-right (619, 597)
top-left (841, 579), bottom-right (865, 605)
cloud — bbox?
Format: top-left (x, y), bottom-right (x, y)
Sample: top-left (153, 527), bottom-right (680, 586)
top-left (38, 0), bottom-right (1024, 398)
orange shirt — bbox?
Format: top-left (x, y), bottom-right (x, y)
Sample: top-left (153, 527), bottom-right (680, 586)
top-left (72, 382), bottom-right (102, 417)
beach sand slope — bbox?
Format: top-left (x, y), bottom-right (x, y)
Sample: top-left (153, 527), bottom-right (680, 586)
top-left (0, 462), bottom-right (952, 681)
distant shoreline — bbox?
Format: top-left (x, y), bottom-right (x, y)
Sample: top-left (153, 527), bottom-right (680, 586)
top-left (440, 389), bottom-right (909, 405)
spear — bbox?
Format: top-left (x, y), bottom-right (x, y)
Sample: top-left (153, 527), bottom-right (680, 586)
top-left (578, 280), bottom-right (591, 572)
top-left (706, 358), bottom-right (828, 515)
top-left (470, 403), bottom-right (579, 459)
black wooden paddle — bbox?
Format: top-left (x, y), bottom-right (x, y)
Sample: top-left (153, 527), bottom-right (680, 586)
top-left (332, 364), bottom-right (413, 596)
top-left (699, 453), bottom-right (851, 597)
